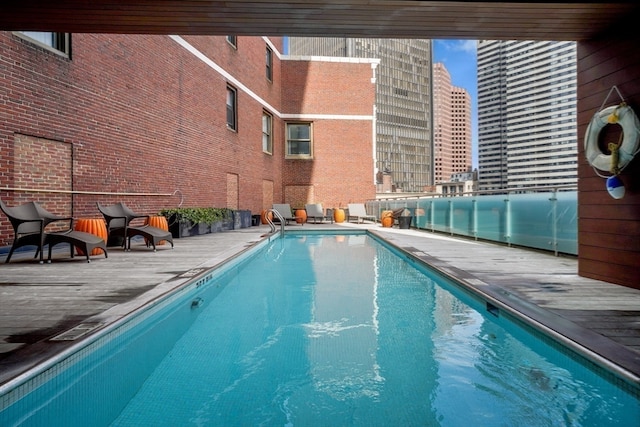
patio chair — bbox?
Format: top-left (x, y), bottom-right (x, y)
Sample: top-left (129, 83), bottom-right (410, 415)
top-left (0, 199), bottom-right (107, 263)
top-left (305, 203), bottom-right (333, 224)
top-left (347, 203), bottom-right (377, 224)
top-left (97, 202), bottom-right (174, 251)
top-left (271, 204), bottom-right (303, 225)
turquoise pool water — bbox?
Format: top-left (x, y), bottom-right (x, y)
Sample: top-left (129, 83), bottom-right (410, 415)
top-left (1, 232), bottom-right (638, 426)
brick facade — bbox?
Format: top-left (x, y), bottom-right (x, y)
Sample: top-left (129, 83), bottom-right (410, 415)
top-left (282, 59), bottom-right (376, 208)
top-left (0, 33), bottom-right (376, 245)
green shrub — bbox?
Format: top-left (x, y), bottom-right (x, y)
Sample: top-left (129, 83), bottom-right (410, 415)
top-left (159, 207), bottom-right (232, 225)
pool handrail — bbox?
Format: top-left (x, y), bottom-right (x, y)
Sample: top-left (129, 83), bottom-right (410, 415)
top-left (265, 208), bottom-right (285, 234)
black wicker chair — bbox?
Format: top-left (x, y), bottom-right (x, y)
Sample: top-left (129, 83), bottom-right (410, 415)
top-left (0, 199), bottom-right (107, 263)
top-left (97, 202), bottom-right (173, 251)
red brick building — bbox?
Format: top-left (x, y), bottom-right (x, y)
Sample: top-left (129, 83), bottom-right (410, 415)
top-left (0, 33), bottom-right (376, 244)
top-left (433, 62), bottom-right (472, 184)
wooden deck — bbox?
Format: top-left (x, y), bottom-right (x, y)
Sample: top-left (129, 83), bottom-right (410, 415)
top-left (0, 222), bottom-right (639, 389)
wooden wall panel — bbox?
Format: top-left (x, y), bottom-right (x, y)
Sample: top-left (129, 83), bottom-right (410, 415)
top-left (579, 257), bottom-right (640, 287)
top-left (577, 34), bottom-right (640, 289)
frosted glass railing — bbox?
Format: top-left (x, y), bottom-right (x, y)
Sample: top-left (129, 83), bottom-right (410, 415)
top-left (367, 190), bottom-right (577, 255)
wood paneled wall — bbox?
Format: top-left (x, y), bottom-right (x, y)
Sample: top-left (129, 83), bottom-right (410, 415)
top-left (577, 33), bottom-right (640, 289)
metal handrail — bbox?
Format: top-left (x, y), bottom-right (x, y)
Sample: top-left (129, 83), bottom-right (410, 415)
top-left (374, 184), bottom-right (578, 201)
top-left (1, 186), bottom-right (179, 197)
top-left (265, 208), bottom-right (285, 235)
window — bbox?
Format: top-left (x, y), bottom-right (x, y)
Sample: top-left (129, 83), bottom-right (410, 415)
top-left (286, 123), bottom-right (312, 159)
top-left (262, 111), bottom-right (273, 154)
top-left (226, 85), bottom-right (237, 131)
top-left (266, 46), bottom-right (273, 81)
top-left (226, 35), bottom-right (237, 48)
top-left (18, 32), bottom-right (71, 56)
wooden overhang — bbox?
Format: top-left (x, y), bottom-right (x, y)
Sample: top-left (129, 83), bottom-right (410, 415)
top-left (0, 1), bottom-right (638, 41)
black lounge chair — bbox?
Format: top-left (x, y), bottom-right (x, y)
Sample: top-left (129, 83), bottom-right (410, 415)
top-left (0, 199), bottom-right (107, 263)
top-left (97, 202), bottom-right (174, 252)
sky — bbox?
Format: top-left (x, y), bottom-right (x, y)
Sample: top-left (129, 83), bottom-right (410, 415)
top-left (433, 39), bottom-right (479, 169)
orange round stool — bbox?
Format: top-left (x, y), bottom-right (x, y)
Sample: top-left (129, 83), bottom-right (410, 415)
top-left (261, 210), bottom-right (273, 224)
top-left (74, 218), bottom-right (108, 255)
top-left (381, 210), bottom-right (394, 228)
top-left (145, 215), bottom-right (169, 245)
top-left (295, 209), bottom-right (307, 224)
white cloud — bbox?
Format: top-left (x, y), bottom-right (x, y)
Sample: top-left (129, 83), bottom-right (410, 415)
top-left (446, 39), bottom-right (476, 54)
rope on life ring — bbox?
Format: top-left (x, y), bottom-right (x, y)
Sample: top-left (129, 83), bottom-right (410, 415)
top-left (608, 137), bottom-right (622, 175)
top-left (584, 102), bottom-right (640, 175)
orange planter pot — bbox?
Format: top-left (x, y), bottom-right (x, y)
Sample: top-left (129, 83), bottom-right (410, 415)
top-left (333, 208), bottom-right (345, 223)
top-left (261, 210), bottom-right (273, 224)
top-left (295, 209), bottom-right (307, 224)
top-left (74, 218), bottom-right (108, 255)
top-left (145, 215), bottom-right (169, 245)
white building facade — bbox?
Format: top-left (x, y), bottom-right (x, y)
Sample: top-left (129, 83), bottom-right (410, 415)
top-left (477, 40), bottom-right (577, 192)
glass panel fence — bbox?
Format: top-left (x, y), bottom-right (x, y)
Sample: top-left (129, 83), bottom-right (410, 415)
top-left (555, 191), bottom-right (579, 255)
top-left (367, 190), bottom-right (577, 256)
top-left (475, 194), bottom-right (508, 243)
top-left (510, 192), bottom-right (556, 251)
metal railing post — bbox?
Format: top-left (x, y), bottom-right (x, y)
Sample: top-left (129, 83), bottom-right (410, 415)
top-left (472, 198), bottom-right (478, 240)
top-left (448, 199), bottom-right (454, 236)
top-left (504, 196), bottom-right (511, 247)
top-left (549, 189), bottom-right (558, 256)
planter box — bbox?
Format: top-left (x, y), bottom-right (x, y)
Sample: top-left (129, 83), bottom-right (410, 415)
top-left (166, 213), bottom-right (235, 238)
top-left (233, 210), bottom-right (252, 229)
top-left (211, 217), bottom-right (234, 233)
top-left (171, 219), bottom-right (207, 238)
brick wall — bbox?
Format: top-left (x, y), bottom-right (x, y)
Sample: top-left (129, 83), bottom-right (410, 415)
top-left (0, 33), bottom-right (375, 246)
top-left (281, 59), bottom-right (376, 209)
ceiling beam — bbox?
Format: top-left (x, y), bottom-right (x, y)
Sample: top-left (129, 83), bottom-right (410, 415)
top-left (0, 1), bottom-right (636, 40)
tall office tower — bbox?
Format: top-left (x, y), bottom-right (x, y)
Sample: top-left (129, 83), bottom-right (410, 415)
top-left (477, 40), bottom-right (577, 191)
top-left (433, 63), bottom-right (472, 184)
top-left (289, 37), bottom-right (434, 192)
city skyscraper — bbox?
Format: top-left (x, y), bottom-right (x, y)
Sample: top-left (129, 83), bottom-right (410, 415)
top-left (477, 40), bottom-right (577, 191)
top-left (433, 62), bottom-right (472, 184)
top-left (288, 37), bottom-right (434, 192)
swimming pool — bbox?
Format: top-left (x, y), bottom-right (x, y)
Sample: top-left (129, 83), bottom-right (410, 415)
top-left (1, 231), bottom-right (638, 426)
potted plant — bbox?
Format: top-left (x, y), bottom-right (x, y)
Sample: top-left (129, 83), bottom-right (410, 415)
top-left (159, 207), bottom-right (233, 237)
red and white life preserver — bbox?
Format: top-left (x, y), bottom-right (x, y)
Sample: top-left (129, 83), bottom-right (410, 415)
top-left (584, 103), bottom-right (640, 173)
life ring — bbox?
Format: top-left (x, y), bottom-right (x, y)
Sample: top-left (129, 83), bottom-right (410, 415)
top-left (584, 103), bottom-right (640, 173)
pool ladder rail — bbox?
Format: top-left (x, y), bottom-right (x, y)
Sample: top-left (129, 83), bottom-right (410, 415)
top-left (265, 208), bottom-right (285, 235)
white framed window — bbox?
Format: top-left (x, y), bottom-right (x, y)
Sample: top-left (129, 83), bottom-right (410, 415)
top-left (262, 111), bottom-right (273, 154)
top-left (226, 35), bottom-right (237, 48)
top-left (286, 122), bottom-right (313, 159)
top-left (17, 32), bottom-right (71, 57)
top-left (226, 85), bottom-right (237, 131)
